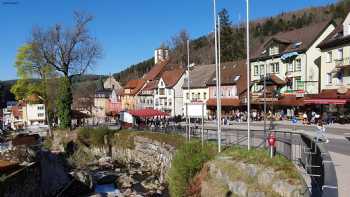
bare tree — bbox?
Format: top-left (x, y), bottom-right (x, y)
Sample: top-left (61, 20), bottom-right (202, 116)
top-left (29, 11), bottom-right (102, 128)
top-left (169, 30), bottom-right (190, 65)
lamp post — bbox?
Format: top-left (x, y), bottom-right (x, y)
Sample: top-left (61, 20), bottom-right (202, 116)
top-left (187, 40), bottom-right (191, 141)
top-left (213, 0), bottom-right (221, 153)
top-left (246, 0), bottom-right (251, 150)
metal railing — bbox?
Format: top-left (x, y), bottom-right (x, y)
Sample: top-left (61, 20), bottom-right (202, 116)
top-left (135, 124), bottom-right (337, 197)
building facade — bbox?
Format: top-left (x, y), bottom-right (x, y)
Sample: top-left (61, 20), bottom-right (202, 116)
top-left (182, 64), bottom-right (216, 118)
top-left (154, 68), bottom-right (185, 116)
top-left (250, 21), bottom-right (335, 99)
top-left (23, 104), bottom-right (46, 126)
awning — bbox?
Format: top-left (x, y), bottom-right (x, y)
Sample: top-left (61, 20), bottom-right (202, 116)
top-left (304, 99), bottom-right (347, 105)
top-left (281, 52), bottom-right (299, 61)
top-left (278, 95), bottom-right (304, 106)
top-left (206, 98), bottom-right (240, 107)
top-left (128, 109), bottom-right (169, 117)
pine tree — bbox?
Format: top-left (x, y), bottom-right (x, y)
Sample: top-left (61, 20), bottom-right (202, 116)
top-left (218, 9), bottom-right (235, 62)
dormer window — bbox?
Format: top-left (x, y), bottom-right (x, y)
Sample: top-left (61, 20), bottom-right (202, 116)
top-left (269, 46), bottom-right (279, 56)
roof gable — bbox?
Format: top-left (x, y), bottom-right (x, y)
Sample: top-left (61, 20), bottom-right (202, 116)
top-left (252, 20), bottom-right (333, 60)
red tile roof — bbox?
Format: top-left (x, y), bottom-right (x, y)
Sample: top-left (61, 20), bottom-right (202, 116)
top-left (123, 79), bottom-right (146, 95)
top-left (142, 80), bottom-right (158, 91)
top-left (161, 68), bottom-right (185, 88)
top-left (143, 61), bottom-right (169, 81)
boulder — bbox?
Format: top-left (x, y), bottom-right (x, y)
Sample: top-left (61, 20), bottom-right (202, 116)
top-left (228, 181), bottom-right (248, 196)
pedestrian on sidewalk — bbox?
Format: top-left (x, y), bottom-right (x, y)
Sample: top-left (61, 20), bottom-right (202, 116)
top-left (316, 121), bottom-right (329, 143)
top-left (303, 112), bottom-right (308, 125)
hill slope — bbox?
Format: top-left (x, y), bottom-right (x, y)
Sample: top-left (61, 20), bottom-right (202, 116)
top-left (113, 1), bottom-right (350, 84)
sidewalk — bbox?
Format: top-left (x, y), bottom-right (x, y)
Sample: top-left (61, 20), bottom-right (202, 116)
top-left (206, 119), bottom-right (350, 130)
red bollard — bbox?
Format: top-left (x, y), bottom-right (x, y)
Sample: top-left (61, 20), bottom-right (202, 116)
top-left (267, 134), bottom-right (276, 158)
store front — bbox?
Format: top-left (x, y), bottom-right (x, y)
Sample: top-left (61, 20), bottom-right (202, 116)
top-left (304, 89), bottom-right (350, 124)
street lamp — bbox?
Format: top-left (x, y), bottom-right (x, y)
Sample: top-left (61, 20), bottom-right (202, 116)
top-left (213, 0), bottom-right (222, 153)
top-left (246, 0), bottom-right (251, 150)
top-left (187, 40), bottom-right (191, 141)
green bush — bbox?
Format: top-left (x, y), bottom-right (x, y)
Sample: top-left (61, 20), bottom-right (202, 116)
top-left (77, 127), bottom-right (117, 146)
top-left (67, 145), bottom-right (95, 169)
top-left (166, 141), bottom-right (217, 197)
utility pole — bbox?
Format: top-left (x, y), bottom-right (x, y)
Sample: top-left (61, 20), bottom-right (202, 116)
top-left (187, 40), bottom-right (191, 141)
top-left (246, 0), bottom-right (251, 150)
top-left (213, 0), bottom-right (221, 152)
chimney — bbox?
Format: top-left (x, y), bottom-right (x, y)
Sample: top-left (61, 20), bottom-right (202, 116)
top-left (154, 48), bottom-right (169, 64)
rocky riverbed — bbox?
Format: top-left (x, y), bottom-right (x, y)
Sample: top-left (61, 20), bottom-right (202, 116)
top-left (73, 158), bottom-right (169, 197)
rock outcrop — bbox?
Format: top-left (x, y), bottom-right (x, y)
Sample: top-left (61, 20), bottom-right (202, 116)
top-left (200, 157), bottom-right (308, 197)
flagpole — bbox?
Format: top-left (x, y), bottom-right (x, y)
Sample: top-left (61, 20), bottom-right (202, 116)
top-left (246, 0), bottom-right (251, 150)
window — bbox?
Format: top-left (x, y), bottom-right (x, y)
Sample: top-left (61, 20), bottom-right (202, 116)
top-left (168, 100), bottom-right (172, 106)
top-left (254, 65), bottom-right (259, 76)
top-left (287, 62), bottom-right (293, 72)
top-left (259, 65), bottom-right (265, 75)
top-left (159, 88), bottom-right (165, 95)
top-left (295, 59), bottom-right (301, 71)
top-left (337, 48), bottom-right (343, 60)
top-left (294, 76), bottom-right (303, 90)
top-left (186, 93), bottom-right (190, 100)
top-left (269, 46), bottom-right (279, 55)
top-left (326, 73), bottom-right (332, 85)
top-left (270, 63), bottom-right (279, 73)
top-left (38, 113), bottom-right (45, 118)
top-left (192, 92), bottom-right (195, 99)
top-left (326, 51), bottom-right (332, 63)
top-left (197, 93), bottom-right (201, 99)
top-left (37, 106), bottom-right (44, 110)
top-left (203, 92), bottom-right (207, 100)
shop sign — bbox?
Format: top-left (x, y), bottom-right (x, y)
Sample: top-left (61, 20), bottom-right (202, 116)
top-left (257, 98), bottom-right (278, 102)
top-left (295, 90), bottom-right (305, 98)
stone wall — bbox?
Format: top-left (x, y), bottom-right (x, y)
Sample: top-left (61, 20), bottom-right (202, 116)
top-left (92, 135), bottom-right (176, 183)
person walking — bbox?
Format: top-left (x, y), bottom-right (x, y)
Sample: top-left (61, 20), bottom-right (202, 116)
top-left (316, 121), bottom-right (329, 143)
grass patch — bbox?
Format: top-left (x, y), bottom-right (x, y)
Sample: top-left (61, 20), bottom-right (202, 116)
top-left (166, 141), bottom-right (217, 197)
top-left (77, 127), bottom-right (117, 147)
top-left (221, 146), bottom-right (302, 184)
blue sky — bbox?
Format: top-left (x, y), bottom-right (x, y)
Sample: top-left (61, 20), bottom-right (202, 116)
top-left (0, 0), bottom-right (335, 80)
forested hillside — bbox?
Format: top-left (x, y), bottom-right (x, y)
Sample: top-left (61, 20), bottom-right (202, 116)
top-left (113, 0), bottom-right (350, 84)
